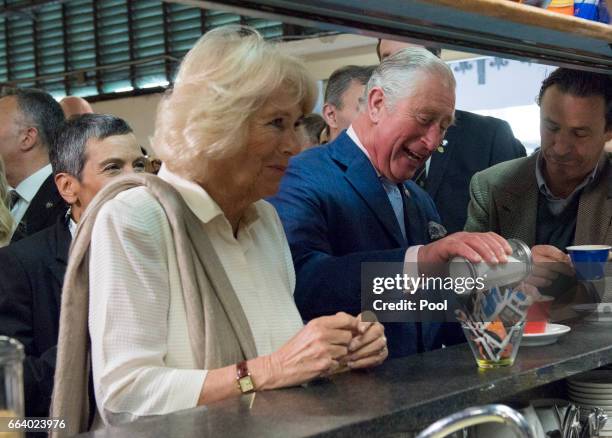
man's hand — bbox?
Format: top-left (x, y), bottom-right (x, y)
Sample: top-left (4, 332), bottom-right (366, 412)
top-left (418, 231), bottom-right (512, 276)
top-left (526, 245), bottom-right (574, 289)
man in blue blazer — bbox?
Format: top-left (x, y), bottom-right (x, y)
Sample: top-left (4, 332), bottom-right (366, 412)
top-left (270, 47), bottom-right (512, 358)
top-left (377, 39), bottom-right (526, 234)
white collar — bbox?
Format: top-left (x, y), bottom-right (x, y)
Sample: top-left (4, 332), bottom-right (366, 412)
top-left (157, 164), bottom-right (259, 228)
top-left (11, 164), bottom-right (52, 202)
top-left (69, 218), bottom-right (77, 238)
top-left (346, 125), bottom-right (380, 177)
top-left (64, 208), bottom-right (77, 238)
top-left (346, 125), bottom-right (371, 161)
top-left (347, 125), bottom-right (432, 180)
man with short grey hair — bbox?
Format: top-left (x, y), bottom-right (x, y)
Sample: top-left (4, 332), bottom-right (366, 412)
top-left (270, 47), bottom-right (512, 358)
top-left (377, 39), bottom-right (526, 234)
top-left (322, 65), bottom-right (375, 142)
top-left (0, 88), bottom-right (67, 243)
top-left (0, 113), bottom-right (147, 418)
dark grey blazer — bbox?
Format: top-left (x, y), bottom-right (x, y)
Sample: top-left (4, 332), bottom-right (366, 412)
top-left (0, 216), bottom-right (70, 417)
top-left (11, 174), bottom-right (67, 243)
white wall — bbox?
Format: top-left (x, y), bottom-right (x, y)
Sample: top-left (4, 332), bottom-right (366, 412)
top-left (90, 93), bottom-right (162, 154)
top-left (446, 57), bottom-right (559, 152)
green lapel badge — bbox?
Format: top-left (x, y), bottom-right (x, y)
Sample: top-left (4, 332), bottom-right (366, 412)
top-left (437, 139), bottom-right (448, 154)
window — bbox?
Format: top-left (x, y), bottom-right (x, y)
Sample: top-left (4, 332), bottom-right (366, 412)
top-left (0, 0), bottom-right (303, 100)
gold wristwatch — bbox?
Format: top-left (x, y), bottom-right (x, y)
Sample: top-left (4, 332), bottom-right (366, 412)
top-left (236, 360), bottom-right (255, 394)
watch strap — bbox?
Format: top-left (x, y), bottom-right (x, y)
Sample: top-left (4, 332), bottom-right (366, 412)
top-left (236, 360), bottom-right (255, 394)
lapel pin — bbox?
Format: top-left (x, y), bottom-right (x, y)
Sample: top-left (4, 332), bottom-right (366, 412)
top-left (45, 202), bottom-right (54, 209)
top-left (437, 139), bottom-right (448, 154)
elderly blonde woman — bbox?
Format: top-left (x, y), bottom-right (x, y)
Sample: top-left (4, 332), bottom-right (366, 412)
top-left (0, 157), bottom-right (13, 247)
top-left (51, 26), bottom-right (388, 435)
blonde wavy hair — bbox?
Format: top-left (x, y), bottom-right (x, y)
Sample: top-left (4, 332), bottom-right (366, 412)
top-left (0, 156), bottom-right (13, 246)
top-left (151, 25), bottom-right (317, 180)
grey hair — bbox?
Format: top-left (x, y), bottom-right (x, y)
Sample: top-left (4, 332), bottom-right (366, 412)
top-left (50, 113), bottom-right (133, 179)
top-left (300, 113), bottom-right (327, 145)
top-left (366, 47), bottom-right (455, 109)
top-left (324, 65), bottom-right (376, 108)
top-left (1, 88), bottom-right (65, 150)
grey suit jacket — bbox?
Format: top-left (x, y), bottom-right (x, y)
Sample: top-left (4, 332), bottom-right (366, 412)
top-left (465, 152), bottom-right (612, 247)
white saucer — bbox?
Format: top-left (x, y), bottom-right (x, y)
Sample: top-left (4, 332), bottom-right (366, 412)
top-left (521, 323), bottom-right (571, 347)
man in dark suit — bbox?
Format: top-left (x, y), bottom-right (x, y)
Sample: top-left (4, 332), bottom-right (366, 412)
top-left (0, 114), bottom-right (147, 417)
top-left (0, 88), bottom-right (67, 243)
top-left (270, 47), bottom-right (511, 358)
top-left (377, 39), bottom-right (526, 233)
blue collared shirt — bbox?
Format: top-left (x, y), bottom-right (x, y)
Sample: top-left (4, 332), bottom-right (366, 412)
top-left (347, 125), bottom-right (407, 241)
top-left (9, 164), bottom-right (52, 234)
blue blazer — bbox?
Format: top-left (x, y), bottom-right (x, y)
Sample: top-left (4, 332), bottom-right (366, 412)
top-left (269, 132), bottom-right (461, 358)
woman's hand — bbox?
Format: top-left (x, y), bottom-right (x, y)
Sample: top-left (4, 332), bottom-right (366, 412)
top-left (342, 316), bottom-right (387, 369)
top-left (265, 312), bottom-right (358, 389)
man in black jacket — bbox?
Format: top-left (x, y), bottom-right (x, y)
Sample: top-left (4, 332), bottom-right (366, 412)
top-left (0, 114), bottom-right (147, 417)
top-left (0, 88), bottom-right (67, 243)
top-left (377, 39), bottom-right (526, 234)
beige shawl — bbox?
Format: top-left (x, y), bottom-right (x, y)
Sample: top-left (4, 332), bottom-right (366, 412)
top-left (50, 173), bottom-right (258, 436)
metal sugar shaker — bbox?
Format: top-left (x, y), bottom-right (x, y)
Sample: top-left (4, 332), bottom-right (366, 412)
top-left (449, 238), bottom-right (533, 295)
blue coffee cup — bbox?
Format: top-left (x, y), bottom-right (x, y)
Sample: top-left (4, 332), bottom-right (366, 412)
top-left (566, 245), bottom-right (611, 280)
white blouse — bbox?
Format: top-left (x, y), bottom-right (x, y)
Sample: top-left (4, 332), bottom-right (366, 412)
top-left (88, 166), bottom-right (304, 425)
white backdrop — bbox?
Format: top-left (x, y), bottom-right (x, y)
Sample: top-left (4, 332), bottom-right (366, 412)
top-left (448, 57), bottom-right (558, 152)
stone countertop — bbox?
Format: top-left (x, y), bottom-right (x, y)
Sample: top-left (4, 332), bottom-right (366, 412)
top-left (79, 323), bottom-right (612, 438)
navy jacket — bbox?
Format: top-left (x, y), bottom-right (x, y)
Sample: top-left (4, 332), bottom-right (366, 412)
top-left (269, 131), bottom-right (462, 358)
top-left (11, 174), bottom-right (67, 243)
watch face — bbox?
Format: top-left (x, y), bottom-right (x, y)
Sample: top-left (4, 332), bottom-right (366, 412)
top-left (239, 376), bottom-right (254, 393)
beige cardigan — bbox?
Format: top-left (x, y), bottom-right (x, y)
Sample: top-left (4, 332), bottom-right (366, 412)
top-left (50, 173), bottom-right (258, 436)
